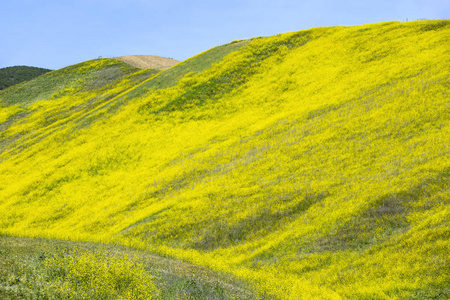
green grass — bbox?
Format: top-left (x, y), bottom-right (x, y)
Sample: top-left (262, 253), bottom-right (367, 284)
top-left (0, 235), bottom-right (257, 300)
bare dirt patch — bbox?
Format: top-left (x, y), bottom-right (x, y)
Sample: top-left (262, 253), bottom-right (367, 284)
top-left (113, 55), bottom-right (179, 70)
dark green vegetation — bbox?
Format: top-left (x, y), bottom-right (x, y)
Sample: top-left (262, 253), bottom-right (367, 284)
top-left (0, 66), bottom-right (51, 90)
top-left (0, 236), bottom-right (257, 299)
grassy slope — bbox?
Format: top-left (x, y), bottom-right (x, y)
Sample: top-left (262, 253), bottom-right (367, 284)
top-left (0, 66), bottom-right (52, 90)
top-left (0, 20), bottom-right (449, 299)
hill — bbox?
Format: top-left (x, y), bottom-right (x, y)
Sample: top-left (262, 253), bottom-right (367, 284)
top-left (113, 55), bottom-right (179, 70)
top-left (0, 20), bottom-right (449, 299)
top-left (0, 65), bottom-right (51, 90)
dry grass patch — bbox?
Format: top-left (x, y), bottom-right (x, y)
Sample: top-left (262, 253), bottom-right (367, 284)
top-left (113, 55), bottom-right (179, 70)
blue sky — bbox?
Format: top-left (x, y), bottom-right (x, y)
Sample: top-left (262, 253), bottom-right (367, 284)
top-left (1, 0), bottom-right (449, 70)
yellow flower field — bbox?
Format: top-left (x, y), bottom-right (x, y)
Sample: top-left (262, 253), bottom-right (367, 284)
top-left (0, 20), bottom-right (449, 299)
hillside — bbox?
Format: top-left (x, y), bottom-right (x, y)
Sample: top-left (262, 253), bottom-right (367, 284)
top-left (113, 55), bottom-right (179, 70)
top-left (0, 66), bottom-right (51, 90)
top-left (0, 20), bottom-right (449, 299)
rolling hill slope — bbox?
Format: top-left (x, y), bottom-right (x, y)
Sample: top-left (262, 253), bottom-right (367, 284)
top-left (0, 20), bottom-right (449, 299)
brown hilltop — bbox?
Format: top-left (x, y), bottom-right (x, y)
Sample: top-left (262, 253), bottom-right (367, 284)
top-left (113, 55), bottom-right (179, 70)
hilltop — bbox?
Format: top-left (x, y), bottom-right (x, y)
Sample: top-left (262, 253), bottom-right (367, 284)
top-left (0, 20), bottom-right (449, 299)
top-left (113, 55), bottom-right (179, 70)
top-left (0, 65), bottom-right (51, 90)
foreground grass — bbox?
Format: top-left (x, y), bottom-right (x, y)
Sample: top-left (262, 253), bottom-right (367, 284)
top-left (0, 236), bottom-right (257, 299)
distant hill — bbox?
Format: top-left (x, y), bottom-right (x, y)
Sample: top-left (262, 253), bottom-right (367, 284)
top-left (0, 20), bottom-right (449, 299)
top-left (0, 65), bottom-right (51, 90)
top-left (113, 55), bottom-right (179, 70)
